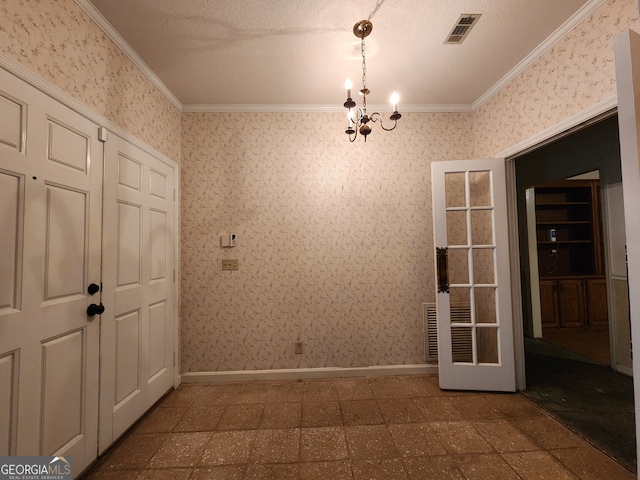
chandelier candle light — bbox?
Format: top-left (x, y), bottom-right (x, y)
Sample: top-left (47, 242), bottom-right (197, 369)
top-left (343, 19), bottom-right (401, 142)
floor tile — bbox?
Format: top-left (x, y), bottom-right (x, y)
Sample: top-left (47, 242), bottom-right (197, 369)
top-left (388, 423), bottom-right (447, 457)
top-left (412, 397), bottom-right (464, 422)
top-left (302, 401), bottom-right (343, 427)
top-left (345, 425), bottom-right (399, 459)
top-left (473, 419), bottom-right (539, 452)
top-left (429, 421), bottom-right (494, 454)
top-left (395, 375), bottom-right (442, 397)
top-left (377, 398), bottom-right (424, 424)
top-left (135, 468), bottom-right (193, 480)
top-left (98, 433), bottom-right (166, 470)
top-left (244, 463), bottom-right (299, 479)
top-left (300, 426), bottom-right (349, 461)
top-left (147, 432), bottom-right (211, 468)
top-left (510, 415), bottom-right (589, 450)
top-left (501, 450), bottom-right (580, 480)
top-left (341, 399), bottom-right (384, 426)
top-left (402, 456), bottom-right (464, 480)
top-left (86, 470), bottom-right (141, 480)
top-left (453, 453), bottom-right (521, 480)
top-left (198, 430), bottom-right (256, 466)
top-left (159, 385), bottom-right (205, 407)
top-left (352, 458), bottom-right (408, 480)
top-left (448, 394), bottom-right (508, 420)
top-left (134, 406), bottom-right (188, 433)
top-left (191, 465), bottom-right (245, 480)
top-left (335, 379), bottom-right (374, 400)
top-left (251, 428), bottom-right (300, 463)
top-left (303, 380), bottom-right (339, 402)
top-left (217, 404), bottom-right (264, 430)
top-left (81, 375), bottom-right (633, 480)
top-left (369, 377), bottom-right (410, 399)
top-left (482, 393), bottom-right (545, 418)
top-left (299, 460), bottom-right (353, 480)
top-left (172, 404), bottom-right (225, 432)
top-left (267, 382), bottom-right (304, 403)
top-left (549, 446), bottom-right (636, 480)
top-left (261, 402), bottom-right (302, 428)
top-left (193, 384), bottom-right (239, 406)
top-left (231, 383), bottom-right (270, 404)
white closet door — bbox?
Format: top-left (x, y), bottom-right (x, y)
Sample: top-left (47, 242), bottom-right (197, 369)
top-left (99, 134), bottom-right (177, 451)
top-left (0, 68), bottom-right (102, 472)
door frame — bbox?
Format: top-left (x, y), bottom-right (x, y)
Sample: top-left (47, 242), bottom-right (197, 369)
top-left (498, 97), bottom-right (618, 391)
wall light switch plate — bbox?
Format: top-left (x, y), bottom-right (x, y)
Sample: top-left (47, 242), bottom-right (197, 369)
top-left (222, 259), bottom-right (239, 270)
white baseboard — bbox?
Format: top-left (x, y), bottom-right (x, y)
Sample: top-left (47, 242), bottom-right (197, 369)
top-left (180, 364), bottom-right (438, 384)
top-left (615, 364), bottom-right (633, 377)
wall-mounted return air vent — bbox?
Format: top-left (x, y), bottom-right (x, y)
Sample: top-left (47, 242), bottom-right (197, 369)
top-left (423, 303), bottom-right (473, 363)
top-left (444, 14), bottom-right (481, 44)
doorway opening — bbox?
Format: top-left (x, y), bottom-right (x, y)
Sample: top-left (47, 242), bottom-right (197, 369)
top-left (514, 114), bottom-right (636, 472)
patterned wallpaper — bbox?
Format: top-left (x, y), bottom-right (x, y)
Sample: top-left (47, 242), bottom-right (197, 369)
top-left (180, 0), bottom-right (640, 373)
top-left (473, 0), bottom-right (640, 157)
top-left (0, 0), bottom-right (182, 162)
top-left (2, 0), bottom-right (637, 373)
top-left (180, 112), bottom-right (475, 372)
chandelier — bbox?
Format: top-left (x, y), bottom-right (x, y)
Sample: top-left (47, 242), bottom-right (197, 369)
top-left (343, 19), bottom-right (401, 142)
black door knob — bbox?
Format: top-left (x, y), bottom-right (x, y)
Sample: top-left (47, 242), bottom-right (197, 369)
top-left (87, 303), bottom-right (105, 316)
top-left (88, 283), bottom-right (100, 295)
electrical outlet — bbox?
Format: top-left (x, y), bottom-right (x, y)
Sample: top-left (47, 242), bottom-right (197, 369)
top-left (295, 342), bottom-right (304, 354)
top-left (222, 259), bottom-right (239, 270)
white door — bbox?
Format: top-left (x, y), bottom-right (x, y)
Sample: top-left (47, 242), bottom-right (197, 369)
top-left (99, 134), bottom-right (177, 450)
top-left (431, 158), bottom-right (516, 392)
top-left (0, 68), bottom-right (102, 471)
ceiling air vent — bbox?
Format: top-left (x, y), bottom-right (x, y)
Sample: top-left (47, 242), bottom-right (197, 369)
top-left (444, 14), bottom-right (481, 44)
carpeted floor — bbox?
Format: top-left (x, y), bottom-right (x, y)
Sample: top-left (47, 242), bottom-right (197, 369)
top-left (523, 337), bottom-right (636, 473)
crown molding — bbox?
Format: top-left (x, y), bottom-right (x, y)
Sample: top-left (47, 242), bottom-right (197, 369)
top-left (75, 0), bottom-right (182, 111)
top-left (472, 0), bottom-right (606, 111)
top-left (76, 0), bottom-right (604, 115)
top-left (182, 103), bottom-right (474, 113)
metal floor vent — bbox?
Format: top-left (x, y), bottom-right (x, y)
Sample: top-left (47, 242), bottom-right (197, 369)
top-left (424, 303), bottom-right (473, 362)
top-left (444, 14), bottom-right (481, 44)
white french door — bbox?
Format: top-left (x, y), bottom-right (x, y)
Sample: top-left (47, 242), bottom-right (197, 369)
top-left (431, 158), bottom-right (516, 392)
top-left (0, 68), bottom-right (102, 471)
top-left (99, 134), bottom-right (177, 451)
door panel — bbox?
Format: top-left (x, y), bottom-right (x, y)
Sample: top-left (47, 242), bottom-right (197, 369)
top-left (0, 68), bottom-right (101, 472)
top-left (0, 352), bottom-right (17, 455)
top-left (432, 158), bottom-right (516, 392)
top-left (100, 135), bottom-right (176, 451)
top-left (558, 279), bottom-right (585, 328)
top-left (0, 171), bottom-right (21, 312)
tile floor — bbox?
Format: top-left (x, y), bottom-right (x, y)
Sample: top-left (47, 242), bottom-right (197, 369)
top-left (82, 375), bottom-right (634, 480)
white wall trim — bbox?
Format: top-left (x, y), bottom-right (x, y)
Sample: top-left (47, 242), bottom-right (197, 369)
top-left (0, 53), bottom-right (177, 169)
top-left (74, 0), bottom-right (182, 111)
top-left (472, 0), bottom-right (606, 111)
top-left (496, 95), bottom-right (618, 158)
top-left (181, 364), bottom-right (437, 384)
top-left (181, 103), bottom-right (474, 114)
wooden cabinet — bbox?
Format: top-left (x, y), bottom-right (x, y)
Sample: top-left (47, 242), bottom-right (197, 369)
top-left (535, 180), bottom-right (607, 332)
top-left (539, 277), bottom-right (606, 331)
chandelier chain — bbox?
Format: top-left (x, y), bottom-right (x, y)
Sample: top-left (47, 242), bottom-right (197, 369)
top-left (367, 0), bottom-right (386, 20)
top-left (361, 36), bottom-right (367, 110)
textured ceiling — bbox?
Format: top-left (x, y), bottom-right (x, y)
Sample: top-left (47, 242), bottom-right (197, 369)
top-left (84, 0), bottom-right (596, 110)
